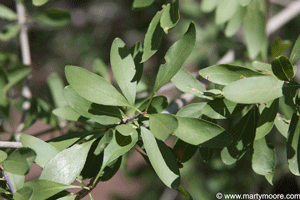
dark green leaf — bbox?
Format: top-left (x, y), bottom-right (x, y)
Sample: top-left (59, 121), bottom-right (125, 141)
top-left (215, 0), bottom-right (238, 24)
top-left (199, 64), bottom-right (263, 85)
top-left (93, 58), bottom-right (109, 81)
top-left (153, 22), bottom-right (196, 92)
top-left (290, 34), bottom-right (300, 65)
top-left (252, 138), bottom-right (276, 185)
top-left (110, 38), bottom-right (137, 105)
top-left (0, 150), bottom-right (7, 163)
top-left (142, 12), bottom-right (164, 62)
top-left (47, 74), bottom-right (67, 108)
top-left (32, 0), bottom-right (48, 6)
top-left (223, 76), bottom-right (283, 104)
top-left (200, 0), bottom-right (217, 12)
top-left (0, 4), bottom-right (17, 20)
top-left (173, 116), bottom-right (225, 145)
top-left (34, 9), bottom-right (71, 27)
top-left (52, 106), bottom-right (81, 121)
top-left (274, 113), bottom-right (289, 138)
top-left (0, 23), bottom-right (20, 41)
top-left (4, 65), bottom-right (30, 93)
top-left (282, 81), bottom-right (300, 108)
top-left (271, 38), bottom-right (292, 59)
top-left (173, 139), bottom-right (198, 163)
top-left (225, 5), bottom-right (246, 37)
top-left (47, 131), bottom-right (88, 151)
top-left (272, 56), bottom-right (294, 81)
top-left (141, 127), bottom-right (180, 188)
top-left (129, 42), bottom-right (143, 83)
top-left (149, 114), bottom-right (178, 140)
top-left (20, 134), bottom-right (60, 168)
top-left (160, 0), bottom-right (180, 33)
top-left (176, 102), bottom-right (206, 118)
top-left (64, 86), bottom-right (121, 125)
top-left (199, 147), bottom-right (214, 163)
top-left (176, 185), bottom-right (193, 200)
top-left (100, 156), bottom-right (122, 182)
top-left (0, 67), bottom-right (8, 106)
top-left (255, 99), bottom-right (279, 140)
top-left (138, 96), bottom-right (168, 114)
top-left (286, 113), bottom-right (300, 175)
top-left (40, 140), bottom-right (94, 184)
top-left (3, 148), bottom-right (36, 175)
top-left (65, 65), bottom-right (130, 107)
top-left (132, 0), bottom-right (154, 10)
top-left (13, 187), bottom-right (33, 200)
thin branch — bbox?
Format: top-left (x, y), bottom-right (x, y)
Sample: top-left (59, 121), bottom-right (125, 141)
top-left (1, 169), bottom-right (16, 194)
top-left (0, 141), bottom-right (22, 148)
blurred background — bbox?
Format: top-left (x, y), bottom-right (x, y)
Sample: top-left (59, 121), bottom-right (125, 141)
top-left (1, 0), bottom-right (300, 199)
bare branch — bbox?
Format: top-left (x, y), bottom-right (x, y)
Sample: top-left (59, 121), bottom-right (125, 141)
top-left (0, 141), bottom-right (22, 148)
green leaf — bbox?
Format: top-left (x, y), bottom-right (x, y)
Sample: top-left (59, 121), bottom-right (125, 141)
top-left (0, 4), bottom-right (18, 20)
top-left (0, 150), bottom-right (7, 163)
top-left (65, 65), bottom-right (130, 107)
top-left (93, 58), bottom-right (109, 81)
top-left (14, 180), bottom-right (78, 200)
top-left (223, 76), bottom-right (283, 104)
top-left (225, 5), bottom-right (246, 37)
top-left (52, 106), bottom-right (81, 121)
top-left (172, 68), bottom-right (209, 99)
top-left (238, 0), bottom-right (251, 6)
top-left (286, 113), bottom-right (300, 175)
top-left (149, 114), bottom-right (178, 140)
top-left (173, 139), bottom-right (198, 163)
top-left (272, 55), bottom-right (294, 81)
top-left (290, 34), bottom-right (300, 65)
top-left (252, 61), bottom-right (272, 73)
top-left (274, 114), bottom-right (289, 138)
top-left (138, 95), bottom-right (168, 114)
top-left (47, 74), bottom-right (67, 108)
top-left (200, 0), bottom-right (217, 12)
top-left (0, 67), bottom-right (8, 106)
top-left (32, 0), bottom-right (48, 6)
top-left (244, 0), bottom-right (266, 59)
top-left (160, 0), bottom-right (180, 33)
top-left (40, 140), bottom-right (94, 184)
top-left (129, 42), bottom-right (144, 83)
top-left (142, 11), bottom-right (164, 62)
top-left (252, 138), bottom-right (276, 185)
top-left (20, 134), bottom-right (60, 168)
top-left (110, 38), bottom-right (137, 105)
top-left (57, 196), bottom-right (76, 200)
top-left (132, 0), bottom-right (154, 10)
top-left (271, 38), bottom-right (292, 59)
top-left (0, 23), bottom-right (20, 41)
top-left (47, 131), bottom-right (85, 151)
top-left (255, 99), bottom-right (279, 140)
top-left (34, 9), bottom-right (71, 27)
top-left (13, 187), bottom-right (33, 200)
top-left (199, 64), bottom-right (263, 85)
top-left (215, 0), bottom-right (238, 24)
top-left (176, 185), bottom-right (193, 200)
top-left (4, 65), bottom-right (30, 93)
top-left (173, 116), bottom-right (226, 145)
top-left (141, 127), bottom-right (180, 188)
top-left (64, 86), bottom-right (121, 125)
top-left (6, 173), bottom-right (25, 191)
top-left (3, 148), bottom-right (36, 175)
top-left (176, 102), bottom-right (206, 118)
top-left (153, 22), bottom-right (196, 92)
top-left (199, 147), bottom-right (214, 162)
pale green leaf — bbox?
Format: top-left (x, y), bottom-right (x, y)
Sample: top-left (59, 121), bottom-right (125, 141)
top-left (290, 34), bottom-right (300, 65)
top-left (52, 106), bottom-right (81, 121)
top-left (65, 66), bottom-right (130, 107)
top-left (149, 114), bottom-right (178, 140)
top-left (34, 9), bottom-right (71, 27)
top-left (160, 0), bottom-right (180, 33)
top-left (0, 23), bottom-right (20, 41)
top-left (6, 173), bottom-right (25, 191)
top-left (20, 134), bottom-right (60, 168)
top-left (14, 187), bottom-right (33, 200)
top-left (110, 38), bottom-right (136, 105)
top-left (238, 0), bottom-right (251, 6)
top-left (0, 150), bottom-right (7, 163)
top-left (93, 58), bottom-right (109, 81)
top-left (141, 127), bottom-right (180, 188)
top-left (274, 114), bottom-right (289, 138)
top-left (225, 5), bottom-right (246, 37)
top-left (32, 0), bottom-right (48, 6)
top-left (215, 0), bottom-right (238, 25)
top-left (0, 4), bottom-right (18, 20)
top-left (40, 140), bottom-right (94, 184)
top-left (153, 22), bottom-right (196, 92)
top-left (47, 74), bottom-right (68, 108)
top-left (176, 102), bottom-right (206, 118)
top-left (200, 0), bottom-right (217, 12)
top-left (252, 61), bottom-right (272, 73)
top-left (223, 76), bottom-right (283, 104)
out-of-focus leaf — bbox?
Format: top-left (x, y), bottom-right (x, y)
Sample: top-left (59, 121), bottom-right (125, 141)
top-left (199, 147), bottom-right (214, 163)
top-left (153, 22), bottom-right (195, 92)
top-left (225, 5), bottom-right (246, 37)
top-left (4, 65), bottom-right (30, 93)
top-left (13, 187), bottom-right (33, 200)
top-left (200, 0), bottom-right (217, 12)
top-left (141, 127), bottom-right (180, 188)
top-left (0, 4), bottom-right (17, 20)
top-left (132, 0), bottom-right (154, 10)
top-left (14, 180), bottom-right (78, 200)
top-left (0, 23), bottom-right (20, 41)
top-left (172, 68), bottom-right (209, 99)
top-left (173, 139), bottom-right (198, 163)
top-left (138, 95), bottom-right (168, 114)
top-left (160, 0), bottom-right (180, 33)
top-left (32, 0), bottom-right (48, 6)
top-left (0, 67), bottom-right (8, 106)
top-left (149, 114), bottom-right (178, 140)
top-left (3, 148), bottom-right (36, 175)
top-left (64, 86), bottom-right (121, 125)
top-left (199, 64), bottom-right (263, 85)
top-left (252, 138), bottom-right (276, 184)
top-left (176, 185), bottom-right (193, 200)
top-left (271, 56), bottom-right (294, 81)
top-left (255, 99), bottom-right (279, 140)
top-left (40, 140), bottom-right (94, 184)
top-left (173, 116), bottom-right (226, 146)
top-left (238, 0), bottom-right (251, 6)
top-left (34, 9), bottom-right (71, 27)
top-left (47, 74), bottom-right (67, 108)
top-left (65, 66), bottom-right (130, 107)
top-left (244, 0), bottom-right (266, 59)
top-left (52, 106), bottom-right (81, 121)
top-left (110, 38), bottom-right (136, 105)
top-left (176, 102), bottom-right (206, 118)
top-left (142, 12), bottom-right (164, 62)
top-left (252, 61), bottom-right (272, 73)
top-left (215, 0), bottom-right (238, 25)
top-left (271, 38), bottom-right (292, 59)
top-left (286, 113), bottom-right (300, 175)
top-left (290, 34), bottom-right (300, 65)
top-left (93, 58), bottom-right (109, 81)
top-left (0, 150), bottom-right (7, 163)
top-left (20, 134), bottom-right (60, 168)
top-left (274, 114), bottom-right (290, 138)
top-left (223, 76), bottom-right (283, 104)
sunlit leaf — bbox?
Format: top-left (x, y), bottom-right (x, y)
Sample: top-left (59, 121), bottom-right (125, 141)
top-left (160, 0), bottom-right (180, 33)
top-left (290, 34), bottom-right (300, 65)
top-left (52, 106), bottom-right (81, 121)
top-left (149, 114), bottom-right (178, 140)
top-left (272, 56), bottom-right (294, 81)
top-left (153, 22), bottom-right (196, 92)
top-left (0, 4), bottom-right (17, 20)
top-left (32, 0), bottom-right (48, 6)
top-left (47, 74), bottom-right (67, 108)
top-left (34, 9), bottom-right (71, 27)
top-left (215, 0), bottom-right (238, 25)
top-left (176, 102), bottom-right (206, 118)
